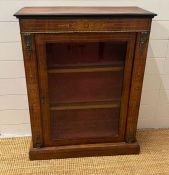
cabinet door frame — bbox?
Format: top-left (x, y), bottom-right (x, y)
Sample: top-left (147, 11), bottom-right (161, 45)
top-left (35, 32), bottom-right (136, 147)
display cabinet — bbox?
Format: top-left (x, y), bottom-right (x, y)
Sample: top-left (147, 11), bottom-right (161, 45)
top-left (14, 7), bottom-right (156, 160)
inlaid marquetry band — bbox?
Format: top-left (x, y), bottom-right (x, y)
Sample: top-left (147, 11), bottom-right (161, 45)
top-left (21, 30), bottom-right (149, 34)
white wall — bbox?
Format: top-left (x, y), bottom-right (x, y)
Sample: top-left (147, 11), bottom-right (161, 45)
top-left (0, 0), bottom-right (169, 137)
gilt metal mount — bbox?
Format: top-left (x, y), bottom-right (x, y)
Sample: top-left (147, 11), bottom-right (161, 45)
top-left (24, 33), bottom-right (32, 56)
top-left (140, 31), bottom-right (149, 52)
top-left (35, 135), bottom-right (42, 148)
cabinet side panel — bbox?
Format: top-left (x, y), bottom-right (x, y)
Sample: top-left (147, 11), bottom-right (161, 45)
top-left (125, 31), bottom-right (150, 143)
top-left (21, 31), bottom-right (43, 148)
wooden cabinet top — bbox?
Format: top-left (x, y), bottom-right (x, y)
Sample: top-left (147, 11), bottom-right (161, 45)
top-left (14, 6), bottom-right (156, 19)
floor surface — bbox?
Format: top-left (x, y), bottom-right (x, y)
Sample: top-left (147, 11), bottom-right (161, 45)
top-left (0, 129), bottom-right (169, 175)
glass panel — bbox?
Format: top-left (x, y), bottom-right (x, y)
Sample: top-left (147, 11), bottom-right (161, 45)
top-left (51, 108), bottom-right (119, 140)
top-left (48, 71), bottom-right (123, 104)
top-left (46, 42), bottom-right (126, 68)
top-left (45, 41), bottom-right (127, 142)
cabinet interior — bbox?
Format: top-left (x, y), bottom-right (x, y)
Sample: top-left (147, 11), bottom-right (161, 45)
top-left (46, 41), bottom-right (127, 141)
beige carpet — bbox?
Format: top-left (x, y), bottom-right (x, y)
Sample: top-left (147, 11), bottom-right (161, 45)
top-left (0, 129), bottom-right (169, 175)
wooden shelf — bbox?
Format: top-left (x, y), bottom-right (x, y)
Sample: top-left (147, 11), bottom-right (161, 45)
top-left (50, 101), bottom-right (120, 111)
top-left (48, 66), bottom-right (123, 73)
top-left (47, 61), bottom-right (125, 69)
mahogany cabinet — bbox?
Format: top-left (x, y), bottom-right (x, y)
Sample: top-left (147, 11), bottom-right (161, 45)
top-left (14, 7), bottom-right (156, 160)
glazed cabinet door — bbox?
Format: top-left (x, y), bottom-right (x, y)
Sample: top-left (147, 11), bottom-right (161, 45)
top-left (35, 33), bottom-right (136, 147)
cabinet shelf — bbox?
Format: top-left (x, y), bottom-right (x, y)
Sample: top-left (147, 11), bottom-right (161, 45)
top-left (50, 101), bottom-right (120, 111)
top-left (47, 61), bottom-right (124, 69)
top-left (48, 65), bottom-right (123, 73)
